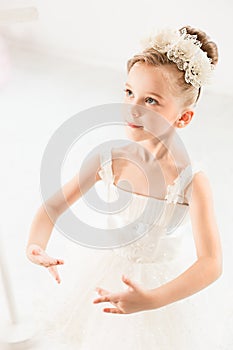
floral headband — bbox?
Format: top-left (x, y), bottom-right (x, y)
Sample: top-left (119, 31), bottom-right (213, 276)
top-left (140, 27), bottom-right (214, 89)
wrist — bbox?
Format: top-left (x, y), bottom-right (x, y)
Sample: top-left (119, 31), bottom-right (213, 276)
top-left (26, 243), bottom-right (43, 260)
top-left (146, 287), bottom-right (166, 310)
top-left (144, 288), bottom-right (161, 311)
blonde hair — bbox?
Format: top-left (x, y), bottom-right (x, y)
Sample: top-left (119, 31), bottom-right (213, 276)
top-left (127, 25), bottom-right (218, 108)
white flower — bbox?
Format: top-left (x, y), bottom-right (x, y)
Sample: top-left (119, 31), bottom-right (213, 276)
top-left (139, 27), bottom-right (214, 88)
top-left (151, 28), bottom-right (180, 53)
top-left (185, 52), bottom-right (214, 88)
top-left (169, 37), bottom-right (200, 61)
top-left (140, 28), bottom-right (180, 53)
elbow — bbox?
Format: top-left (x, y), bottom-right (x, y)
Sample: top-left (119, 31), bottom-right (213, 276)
top-left (199, 255), bottom-right (223, 284)
top-left (208, 256), bottom-right (223, 282)
top-left (213, 250), bottom-right (223, 280)
top-left (214, 258), bottom-right (223, 280)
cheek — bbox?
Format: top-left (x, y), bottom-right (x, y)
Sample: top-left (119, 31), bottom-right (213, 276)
top-left (141, 112), bottom-right (173, 138)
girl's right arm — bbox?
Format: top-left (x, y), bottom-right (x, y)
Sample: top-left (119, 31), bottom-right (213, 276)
top-left (26, 153), bottom-right (102, 283)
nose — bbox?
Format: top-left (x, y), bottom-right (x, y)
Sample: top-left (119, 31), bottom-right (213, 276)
top-left (130, 104), bottom-right (142, 118)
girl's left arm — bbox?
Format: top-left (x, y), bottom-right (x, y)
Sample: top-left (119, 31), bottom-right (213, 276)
top-left (148, 170), bottom-right (223, 309)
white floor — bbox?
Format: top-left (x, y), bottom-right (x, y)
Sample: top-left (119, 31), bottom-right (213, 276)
top-left (0, 43), bottom-right (233, 348)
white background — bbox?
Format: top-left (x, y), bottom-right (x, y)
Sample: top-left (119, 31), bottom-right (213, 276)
top-left (0, 0), bottom-right (232, 348)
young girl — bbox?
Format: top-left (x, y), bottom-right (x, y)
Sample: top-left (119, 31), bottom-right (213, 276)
top-left (26, 26), bottom-right (222, 349)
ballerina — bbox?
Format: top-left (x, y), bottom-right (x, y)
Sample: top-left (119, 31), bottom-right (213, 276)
top-left (26, 26), bottom-right (222, 349)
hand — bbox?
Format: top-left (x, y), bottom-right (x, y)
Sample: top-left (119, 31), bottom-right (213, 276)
top-left (93, 275), bottom-right (153, 314)
top-left (26, 244), bottom-right (64, 284)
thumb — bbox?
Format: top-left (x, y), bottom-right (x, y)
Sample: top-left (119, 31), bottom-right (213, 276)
top-left (122, 275), bottom-right (140, 291)
top-left (32, 247), bottom-right (43, 255)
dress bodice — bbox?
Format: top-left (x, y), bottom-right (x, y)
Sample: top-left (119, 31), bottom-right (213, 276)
top-left (98, 147), bottom-right (203, 263)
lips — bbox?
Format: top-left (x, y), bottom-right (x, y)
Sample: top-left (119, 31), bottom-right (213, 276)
top-left (127, 122), bottom-right (143, 128)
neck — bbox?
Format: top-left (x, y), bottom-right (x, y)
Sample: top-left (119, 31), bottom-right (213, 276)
top-left (139, 126), bottom-right (176, 160)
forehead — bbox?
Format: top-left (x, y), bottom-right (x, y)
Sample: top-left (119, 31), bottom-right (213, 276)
top-left (127, 62), bottom-right (177, 97)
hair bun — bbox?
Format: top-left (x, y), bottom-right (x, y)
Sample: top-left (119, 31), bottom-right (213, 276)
top-left (180, 25), bottom-right (218, 66)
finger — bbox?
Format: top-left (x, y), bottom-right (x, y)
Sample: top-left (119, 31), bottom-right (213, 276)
top-left (122, 275), bottom-right (140, 291)
top-left (95, 288), bottom-right (121, 303)
top-left (37, 258), bottom-right (59, 267)
top-left (38, 250), bottom-right (62, 262)
top-left (103, 308), bottom-right (123, 314)
top-left (48, 258), bottom-right (64, 266)
top-left (48, 266), bottom-right (61, 283)
top-left (31, 248), bottom-right (43, 255)
top-left (50, 258), bottom-right (64, 265)
top-left (36, 256), bottom-right (63, 267)
top-left (40, 251), bottom-right (59, 263)
top-left (95, 287), bottom-right (109, 296)
top-left (93, 295), bottom-right (111, 303)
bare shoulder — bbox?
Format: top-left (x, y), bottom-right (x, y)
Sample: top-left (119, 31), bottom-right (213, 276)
top-left (189, 171), bottom-right (214, 205)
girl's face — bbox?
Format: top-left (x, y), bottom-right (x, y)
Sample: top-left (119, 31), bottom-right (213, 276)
top-left (123, 62), bottom-right (190, 141)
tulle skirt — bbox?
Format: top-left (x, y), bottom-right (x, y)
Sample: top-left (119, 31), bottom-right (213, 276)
top-left (31, 233), bottom-right (228, 350)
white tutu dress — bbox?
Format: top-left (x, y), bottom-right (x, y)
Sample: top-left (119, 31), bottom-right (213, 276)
top-left (33, 147), bottom-right (225, 349)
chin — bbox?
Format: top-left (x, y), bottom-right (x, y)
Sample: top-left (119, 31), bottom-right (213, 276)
top-left (125, 128), bottom-right (141, 140)
top-left (125, 126), bottom-right (152, 142)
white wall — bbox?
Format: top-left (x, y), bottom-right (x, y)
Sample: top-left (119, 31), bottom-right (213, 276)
top-left (0, 0), bottom-right (233, 95)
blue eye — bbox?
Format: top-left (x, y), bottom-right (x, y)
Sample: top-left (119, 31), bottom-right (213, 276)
top-left (146, 97), bottom-right (158, 105)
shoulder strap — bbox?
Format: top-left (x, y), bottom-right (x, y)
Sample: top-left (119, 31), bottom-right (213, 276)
top-left (98, 148), bottom-right (115, 185)
top-left (98, 147), bottom-right (119, 202)
top-left (165, 160), bottom-right (207, 204)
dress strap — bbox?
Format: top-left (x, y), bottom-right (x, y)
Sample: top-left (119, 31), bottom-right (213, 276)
top-left (165, 160), bottom-right (206, 204)
top-left (98, 148), bottom-right (119, 202)
top-left (98, 148), bottom-right (115, 185)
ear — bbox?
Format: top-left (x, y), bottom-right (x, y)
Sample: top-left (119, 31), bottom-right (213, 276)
top-left (177, 110), bottom-right (194, 128)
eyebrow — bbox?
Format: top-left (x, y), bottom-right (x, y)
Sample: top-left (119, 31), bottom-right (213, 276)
top-left (125, 83), bottom-right (164, 101)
